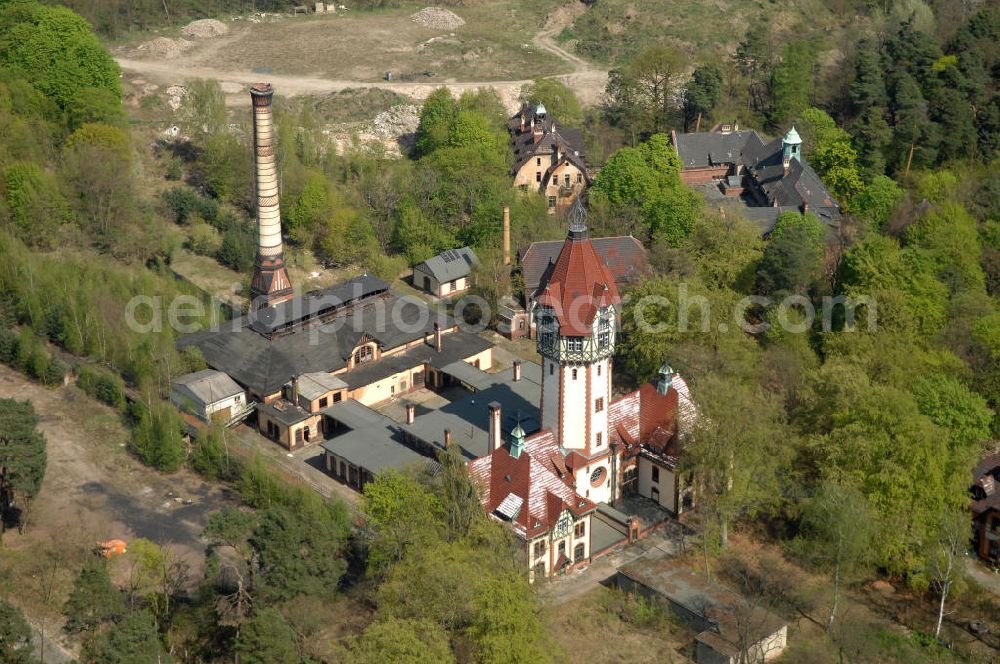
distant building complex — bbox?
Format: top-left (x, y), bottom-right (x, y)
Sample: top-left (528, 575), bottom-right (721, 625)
top-left (672, 124), bottom-right (841, 236)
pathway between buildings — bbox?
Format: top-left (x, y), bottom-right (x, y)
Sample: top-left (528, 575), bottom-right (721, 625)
top-left (539, 524), bottom-right (686, 606)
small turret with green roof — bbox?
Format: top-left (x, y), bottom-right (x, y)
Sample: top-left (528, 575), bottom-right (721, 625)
top-left (782, 126), bottom-right (802, 167)
top-left (509, 423), bottom-right (526, 458)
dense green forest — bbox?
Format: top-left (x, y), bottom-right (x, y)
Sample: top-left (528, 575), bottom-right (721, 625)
top-left (1, 0), bottom-right (1000, 660)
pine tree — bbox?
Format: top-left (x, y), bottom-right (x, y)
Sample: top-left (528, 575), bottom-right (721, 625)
top-left (63, 559), bottom-right (125, 633)
top-left (0, 399), bottom-right (47, 538)
top-left (0, 598), bottom-right (37, 664)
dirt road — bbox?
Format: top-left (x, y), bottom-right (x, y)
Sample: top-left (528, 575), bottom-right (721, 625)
top-left (117, 57), bottom-right (607, 111)
top-left (115, 4), bottom-right (607, 110)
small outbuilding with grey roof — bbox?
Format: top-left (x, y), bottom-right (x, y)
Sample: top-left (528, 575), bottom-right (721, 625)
top-left (170, 369), bottom-right (248, 424)
top-left (412, 247), bottom-right (478, 298)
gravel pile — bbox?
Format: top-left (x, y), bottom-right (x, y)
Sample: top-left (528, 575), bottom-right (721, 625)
top-left (137, 37), bottom-right (192, 59)
top-left (165, 84), bottom-right (188, 111)
top-left (410, 7), bottom-right (465, 30)
top-left (181, 18), bottom-right (229, 38)
top-left (371, 104), bottom-right (420, 140)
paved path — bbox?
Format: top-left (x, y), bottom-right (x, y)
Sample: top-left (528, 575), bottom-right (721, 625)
top-left (965, 556), bottom-right (1000, 597)
top-left (540, 523), bottom-right (687, 606)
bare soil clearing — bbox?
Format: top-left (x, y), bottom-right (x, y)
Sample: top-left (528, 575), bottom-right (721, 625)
top-left (114, 2), bottom-right (609, 111)
top-left (0, 364), bottom-right (235, 579)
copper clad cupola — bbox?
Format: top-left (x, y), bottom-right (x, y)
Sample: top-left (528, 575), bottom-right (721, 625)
top-left (249, 83), bottom-right (293, 310)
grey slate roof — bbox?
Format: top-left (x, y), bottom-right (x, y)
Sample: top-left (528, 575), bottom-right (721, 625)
top-left (518, 236), bottom-right (651, 297)
top-left (295, 372), bottom-right (347, 401)
top-left (338, 330), bottom-right (492, 391)
top-left (674, 128), bottom-right (842, 233)
top-left (319, 400), bottom-right (438, 476)
top-left (249, 274), bottom-right (388, 337)
top-left (508, 103), bottom-right (588, 175)
top-left (673, 130), bottom-right (757, 169)
top-left (171, 369), bottom-right (243, 406)
top-left (321, 431), bottom-right (435, 476)
top-left (402, 362), bottom-right (543, 459)
top-left (257, 399), bottom-right (311, 427)
top-left (178, 284), bottom-right (461, 396)
top-left (413, 247), bottom-right (478, 284)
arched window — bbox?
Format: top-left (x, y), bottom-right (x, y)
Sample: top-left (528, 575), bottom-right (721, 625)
top-left (354, 345), bottom-right (374, 365)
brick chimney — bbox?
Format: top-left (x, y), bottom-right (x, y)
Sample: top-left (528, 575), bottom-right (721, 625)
top-left (405, 402), bottom-right (415, 424)
top-left (502, 206), bottom-right (511, 266)
top-left (444, 428), bottom-right (452, 448)
top-left (512, 360), bottom-right (522, 382)
top-left (488, 401), bottom-right (502, 451)
top-left (434, 322), bottom-right (442, 352)
top-left (248, 83), bottom-right (293, 310)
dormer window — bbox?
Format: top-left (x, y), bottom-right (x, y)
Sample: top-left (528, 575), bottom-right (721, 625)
top-left (354, 345), bottom-right (374, 365)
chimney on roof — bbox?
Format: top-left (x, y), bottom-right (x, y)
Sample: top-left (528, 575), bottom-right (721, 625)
top-left (405, 402), bottom-right (416, 424)
top-left (802, 201), bottom-right (810, 215)
top-left (532, 121), bottom-right (543, 144)
top-left (519, 112), bottom-right (526, 132)
top-left (434, 322), bottom-right (442, 352)
top-left (502, 206), bottom-right (511, 266)
top-left (444, 428), bottom-right (452, 448)
top-left (291, 376), bottom-right (299, 406)
top-left (512, 360), bottom-right (522, 382)
top-left (488, 401), bottom-right (502, 451)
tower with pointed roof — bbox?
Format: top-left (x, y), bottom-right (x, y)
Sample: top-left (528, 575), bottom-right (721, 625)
top-left (782, 126), bottom-right (802, 170)
top-left (535, 200), bottom-right (621, 503)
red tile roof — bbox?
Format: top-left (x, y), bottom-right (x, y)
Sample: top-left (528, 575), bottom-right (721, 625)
top-left (469, 429), bottom-right (596, 540)
top-left (609, 381), bottom-right (683, 462)
top-left (535, 228), bottom-right (622, 336)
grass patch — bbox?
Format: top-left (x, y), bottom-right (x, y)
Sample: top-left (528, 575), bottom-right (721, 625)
top-left (543, 585), bottom-right (690, 663)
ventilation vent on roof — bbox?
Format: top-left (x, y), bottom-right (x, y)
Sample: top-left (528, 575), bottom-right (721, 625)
top-left (504, 474), bottom-right (512, 482)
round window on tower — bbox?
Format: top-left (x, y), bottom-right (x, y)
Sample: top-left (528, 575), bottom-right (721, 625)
top-left (590, 467), bottom-right (606, 488)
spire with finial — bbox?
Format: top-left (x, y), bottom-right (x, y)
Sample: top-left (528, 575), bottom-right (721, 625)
top-left (509, 409), bottom-right (527, 458)
top-left (568, 195), bottom-right (588, 241)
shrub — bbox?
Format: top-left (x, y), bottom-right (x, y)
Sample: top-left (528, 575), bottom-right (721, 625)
top-left (76, 365), bottom-right (126, 410)
top-left (131, 400), bottom-right (186, 472)
top-left (191, 427), bottom-right (239, 481)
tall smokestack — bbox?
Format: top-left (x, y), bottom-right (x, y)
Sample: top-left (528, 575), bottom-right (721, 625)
top-left (502, 206), bottom-right (511, 266)
top-left (249, 83), bottom-right (293, 310)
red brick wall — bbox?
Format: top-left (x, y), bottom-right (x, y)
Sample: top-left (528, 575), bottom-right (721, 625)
top-left (680, 167), bottom-right (728, 185)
